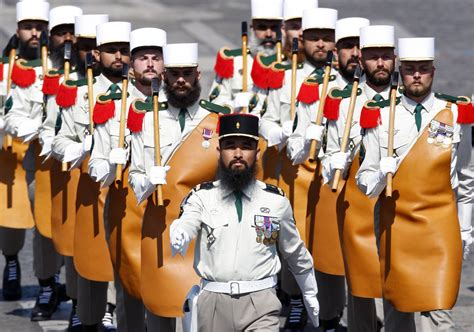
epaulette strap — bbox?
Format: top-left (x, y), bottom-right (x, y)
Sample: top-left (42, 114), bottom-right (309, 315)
top-left (199, 99), bottom-right (231, 114)
top-left (214, 47), bottom-right (242, 79)
top-left (267, 62), bottom-right (285, 90)
top-left (42, 70), bottom-right (61, 96)
top-left (65, 77), bottom-right (96, 87)
top-left (11, 59), bottom-right (36, 88)
top-left (264, 183), bottom-right (285, 197)
top-left (195, 181), bottom-right (214, 191)
top-left (360, 96), bottom-right (402, 129)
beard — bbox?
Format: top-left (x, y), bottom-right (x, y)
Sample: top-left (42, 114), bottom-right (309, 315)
top-left (102, 63), bottom-right (125, 78)
top-left (49, 43), bottom-right (77, 70)
top-left (217, 157), bottom-right (256, 192)
top-left (338, 58), bottom-right (360, 81)
top-left (164, 79), bottom-right (201, 109)
top-left (304, 48), bottom-right (327, 68)
top-left (406, 81), bottom-right (432, 98)
top-left (18, 40), bottom-right (40, 60)
top-left (366, 68), bottom-right (391, 86)
top-left (249, 33), bottom-right (276, 56)
top-left (135, 69), bottom-right (159, 86)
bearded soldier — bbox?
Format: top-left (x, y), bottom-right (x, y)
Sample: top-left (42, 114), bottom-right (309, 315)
top-left (356, 37), bottom-right (473, 332)
top-left (209, 0), bottom-right (283, 114)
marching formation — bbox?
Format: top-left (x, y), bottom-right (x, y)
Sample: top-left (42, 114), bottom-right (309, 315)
top-left (0, 0), bottom-right (472, 331)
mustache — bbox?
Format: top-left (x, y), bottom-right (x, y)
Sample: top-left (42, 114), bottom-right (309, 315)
top-left (260, 37), bottom-right (275, 46)
top-left (229, 159), bottom-right (249, 168)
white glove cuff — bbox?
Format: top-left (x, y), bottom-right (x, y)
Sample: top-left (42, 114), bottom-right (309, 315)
top-left (267, 127), bottom-right (284, 147)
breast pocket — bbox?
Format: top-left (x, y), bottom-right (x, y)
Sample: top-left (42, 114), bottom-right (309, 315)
top-left (202, 211), bottom-right (229, 250)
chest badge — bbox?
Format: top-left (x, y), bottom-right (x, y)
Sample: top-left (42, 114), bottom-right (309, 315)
top-left (202, 128), bottom-right (213, 149)
top-left (254, 215), bottom-right (280, 245)
top-left (427, 120), bottom-right (453, 148)
top-left (260, 207), bottom-right (270, 214)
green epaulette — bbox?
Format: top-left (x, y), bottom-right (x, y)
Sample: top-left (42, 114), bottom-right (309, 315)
top-left (64, 77), bottom-right (96, 87)
top-left (47, 68), bottom-right (77, 76)
top-left (259, 53), bottom-right (278, 66)
top-left (22, 58), bottom-right (42, 68)
top-left (195, 181), bottom-right (215, 191)
top-left (329, 84), bottom-right (362, 99)
top-left (273, 62), bottom-right (304, 71)
top-left (1, 57), bottom-right (8, 64)
top-left (133, 99), bottom-right (168, 112)
top-left (263, 183), bottom-right (285, 197)
top-left (199, 99), bottom-right (231, 114)
top-left (366, 96), bottom-right (402, 108)
top-left (304, 74), bottom-right (337, 85)
top-left (435, 93), bottom-right (469, 104)
top-left (98, 89), bottom-right (129, 102)
top-left (222, 48), bottom-right (250, 57)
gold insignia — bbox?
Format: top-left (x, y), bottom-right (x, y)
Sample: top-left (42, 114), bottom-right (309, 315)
top-left (236, 122), bottom-right (240, 129)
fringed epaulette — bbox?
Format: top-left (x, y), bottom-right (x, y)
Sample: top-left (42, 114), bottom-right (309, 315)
top-left (263, 183), bottom-right (285, 197)
top-left (360, 96), bottom-right (401, 129)
top-left (126, 99), bottom-right (168, 133)
top-left (324, 85), bottom-right (362, 121)
top-left (11, 59), bottom-right (38, 88)
top-left (267, 62), bottom-right (303, 90)
top-left (199, 99), bottom-right (231, 115)
top-left (92, 88), bottom-right (128, 125)
top-left (42, 69), bottom-right (61, 96)
top-left (214, 47), bottom-right (247, 79)
top-left (296, 74), bottom-right (336, 105)
top-left (251, 53), bottom-right (278, 90)
top-left (56, 78), bottom-right (93, 108)
top-left (435, 93), bottom-right (474, 124)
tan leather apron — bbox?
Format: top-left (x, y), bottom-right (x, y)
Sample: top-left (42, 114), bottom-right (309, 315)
top-left (33, 140), bottom-right (53, 238)
top-left (107, 167), bottom-right (146, 299)
top-left (51, 161), bottom-right (81, 256)
top-left (0, 139), bottom-right (34, 229)
top-left (379, 106), bottom-right (462, 312)
top-left (338, 156), bottom-right (381, 298)
top-left (141, 113), bottom-right (218, 317)
top-left (73, 157), bottom-right (113, 281)
top-left (257, 141), bottom-right (280, 186)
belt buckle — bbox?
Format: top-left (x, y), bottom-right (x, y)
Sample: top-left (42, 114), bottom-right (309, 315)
top-left (229, 282), bottom-right (240, 295)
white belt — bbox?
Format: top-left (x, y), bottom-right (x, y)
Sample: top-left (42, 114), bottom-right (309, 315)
top-left (201, 275), bottom-right (277, 296)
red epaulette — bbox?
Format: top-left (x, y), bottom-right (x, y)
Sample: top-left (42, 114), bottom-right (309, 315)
top-left (296, 79), bottom-right (320, 105)
top-left (360, 101), bottom-right (381, 129)
top-left (266, 63), bottom-right (286, 90)
top-left (250, 53), bottom-right (271, 90)
top-left (456, 97), bottom-right (474, 124)
top-left (214, 48), bottom-right (235, 79)
top-left (56, 82), bottom-right (78, 108)
top-left (127, 99), bottom-right (147, 133)
top-left (323, 88), bottom-right (343, 121)
top-left (93, 94), bottom-right (115, 125)
top-left (42, 71), bottom-right (61, 96)
top-left (0, 62), bottom-right (4, 82)
top-left (11, 60), bottom-right (36, 88)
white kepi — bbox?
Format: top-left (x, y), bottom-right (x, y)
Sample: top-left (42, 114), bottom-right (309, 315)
top-left (163, 43), bottom-right (198, 68)
top-left (130, 28), bottom-right (167, 53)
top-left (96, 22), bottom-right (131, 47)
top-left (360, 25), bottom-right (395, 49)
top-left (16, 0), bottom-right (50, 22)
top-left (283, 0), bottom-right (318, 21)
top-left (335, 17), bottom-right (370, 43)
top-left (302, 8), bottom-right (338, 31)
top-left (49, 6), bottom-right (83, 31)
top-left (75, 15), bottom-right (109, 38)
top-left (398, 38), bottom-right (435, 61)
top-left (251, 0), bottom-right (284, 20)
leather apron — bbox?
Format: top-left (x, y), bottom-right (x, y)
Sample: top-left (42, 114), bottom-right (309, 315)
top-left (141, 113), bottom-right (219, 317)
top-left (379, 105), bottom-right (462, 312)
top-left (33, 140), bottom-right (53, 238)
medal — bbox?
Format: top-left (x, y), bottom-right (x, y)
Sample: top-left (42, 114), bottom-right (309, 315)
top-left (264, 217), bottom-right (272, 239)
top-left (442, 124), bottom-right (454, 148)
top-left (202, 128), bottom-right (213, 149)
top-left (427, 120), bottom-right (439, 144)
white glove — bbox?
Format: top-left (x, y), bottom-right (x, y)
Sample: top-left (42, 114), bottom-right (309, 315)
top-left (0, 117), bottom-right (5, 130)
top-left (39, 136), bottom-right (53, 158)
top-left (281, 120), bottom-right (294, 138)
top-left (379, 157), bottom-right (398, 176)
top-left (170, 226), bottom-right (191, 257)
top-left (149, 165), bottom-right (171, 185)
top-left (305, 124), bottom-right (324, 142)
top-left (293, 269), bottom-right (319, 328)
top-left (109, 148), bottom-right (128, 165)
top-left (233, 92), bottom-right (253, 109)
top-left (63, 142), bottom-right (83, 163)
top-left (330, 151), bottom-right (350, 171)
top-left (267, 127), bottom-right (284, 147)
top-left (17, 119), bottom-right (39, 140)
top-left (462, 228), bottom-right (473, 260)
top-left (82, 135), bottom-right (93, 153)
top-left (458, 203), bottom-right (473, 260)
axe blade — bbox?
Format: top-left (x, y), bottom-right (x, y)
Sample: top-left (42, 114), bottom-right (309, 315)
top-left (121, 63), bottom-right (129, 79)
top-left (325, 51), bottom-right (333, 67)
top-left (353, 64), bottom-right (363, 81)
top-left (86, 52), bottom-right (94, 68)
top-left (64, 42), bottom-right (72, 60)
top-left (292, 38), bottom-right (298, 54)
top-left (241, 21), bottom-right (248, 36)
top-left (391, 71), bottom-right (399, 88)
top-left (151, 78), bottom-right (160, 96)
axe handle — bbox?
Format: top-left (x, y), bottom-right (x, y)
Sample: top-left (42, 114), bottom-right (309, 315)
top-left (152, 94), bottom-right (164, 206)
top-left (308, 64), bottom-right (331, 162)
top-left (87, 68), bottom-right (95, 134)
top-left (6, 48), bottom-right (16, 149)
top-left (115, 78), bottom-right (129, 184)
top-left (276, 41), bottom-right (282, 63)
top-left (241, 35), bottom-right (248, 114)
top-left (332, 81), bottom-right (360, 191)
top-left (62, 162), bottom-right (68, 171)
top-left (289, 52), bottom-right (298, 120)
top-left (41, 46), bottom-right (48, 76)
top-left (63, 60), bottom-right (70, 81)
top-left (386, 87), bottom-right (398, 197)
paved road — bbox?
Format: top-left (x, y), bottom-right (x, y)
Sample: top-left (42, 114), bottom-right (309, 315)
top-left (0, 0), bottom-right (472, 331)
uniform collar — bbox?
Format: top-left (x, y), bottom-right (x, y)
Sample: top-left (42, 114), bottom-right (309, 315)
top-left (97, 74), bottom-right (123, 90)
top-left (217, 179), bottom-right (257, 200)
top-left (336, 72), bottom-right (350, 89)
top-left (168, 100), bottom-right (200, 121)
top-left (363, 83), bottom-right (390, 101)
top-left (401, 92), bottom-right (435, 115)
top-left (303, 60), bottom-right (318, 77)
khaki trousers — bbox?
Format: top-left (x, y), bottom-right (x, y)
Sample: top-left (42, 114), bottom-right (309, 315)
top-left (197, 288), bottom-right (281, 332)
top-left (315, 270), bottom-right (346, 321)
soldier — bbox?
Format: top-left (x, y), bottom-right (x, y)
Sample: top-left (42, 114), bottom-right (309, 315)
top-left (0, 0), bottom-right (49, 303)
top-left (209, 0), bottom-right (283, 114)
top-left (4, 2), bottom-right (84, 322)
top-left (170, 113), bottom-right (320, 331)
top-left (356, 37), bottom-right (473, 332)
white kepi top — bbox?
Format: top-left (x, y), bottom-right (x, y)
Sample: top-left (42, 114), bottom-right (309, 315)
top-left (283, 0), bottom-right (318, 21)
top-left (163, 43), bottom-right (198, 68)
top-left (251, 0), bottom-right (284, 20)
top-left (96, 22), bottom-right (131, 47)
top-left (360, 25), bottom-right (395, 49)
top-left (130, 28), bottom-right (167, 53)
top-left (75, 14), bottom-right (109, 38)
top-left (16, 0), bottom-right (50, 22)
top-left (398, 38), bottom-right (435, 61)
top-left (49, 6), bottom-right (83, 31)
top-left (302, 8), bottom-right (338, 31)
top-left (335, 17), bottom-right (370, 43)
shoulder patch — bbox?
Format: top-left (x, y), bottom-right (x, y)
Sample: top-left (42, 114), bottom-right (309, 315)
top-left (194, 181), bottom-right (215, 191)
top-left (199, 99), bottom-right (231, 114)
top-left (42, 70), bottom-right (61, 96)
top-left (263, 183), bottom-right (285, 197)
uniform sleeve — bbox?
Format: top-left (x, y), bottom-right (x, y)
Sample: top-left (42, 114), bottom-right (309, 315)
top-left (355, 126), bottom-right (386, 197)
top-left (88, 122), bottom-right (114, 186)
top-left (259, 88), bottom-right (282, 141)
top-left (208, 77), bottom-right (233, 108)
top-left (454, 124), bottom-right (474, 204)
top-left (278, 198), bottom-right (314, 275)
top-left (4, 86), bottom-right (32, 136)
top-left (287, 102), bottom-right (313, 164)
top-left (38, 96), bottom-right (59, 153)
top-left (128, 131), bottom-right (155, 204)
top-left (171, 191), bottom-right (206, 240)
top-left (52, 105), bottom-right (81, 160)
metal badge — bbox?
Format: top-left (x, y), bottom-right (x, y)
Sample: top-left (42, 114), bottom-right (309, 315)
top-left (254, 215), bottom-right (279, 245)
top-left (442, 124), bottom-right (454, 148)
top-left (427, 120), bottom-right (440, 144)
top-left (202, 128), bottom-right (213, 149)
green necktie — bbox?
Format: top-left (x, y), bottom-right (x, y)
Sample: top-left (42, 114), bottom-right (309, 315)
top-left (179, 108), bottom-right (187, 132)
top-left (414, 103), bottom-right (423, 132)
top-left (234, 191), bottom-right (243, 222)
top-left (373, 93), bottom-right (384, 102)
top-left (312, 67), bottom-right (324, 77)
top-left (108, 83), bottom-right (120, 94)
top-left (145, 96), bottom-right (152, 103)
